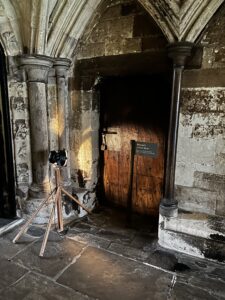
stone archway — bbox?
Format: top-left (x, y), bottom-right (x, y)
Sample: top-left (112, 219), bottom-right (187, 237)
top-left (68, 0), bottom-right (172, 217)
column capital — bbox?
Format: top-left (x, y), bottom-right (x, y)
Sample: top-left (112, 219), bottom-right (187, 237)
top-left (18, 54), bottom-right (54, 83)
top-left (54, 58), bottom-right (71, 78)
top-left (167, 41), bottom-right (194, 67)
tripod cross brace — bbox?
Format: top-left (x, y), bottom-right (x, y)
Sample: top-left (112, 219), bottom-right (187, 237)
top-left (12, 167), bottom-right (91, 257)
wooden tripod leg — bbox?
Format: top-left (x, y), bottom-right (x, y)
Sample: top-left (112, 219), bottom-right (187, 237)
top-left (12, 189), bottom-right (56, 244)
top-left (56, 187), bottom-right (63, 232)
top-left (39, 202), bottom-right (55, 257)
top-left (61, 188), bottom-right (92, 214)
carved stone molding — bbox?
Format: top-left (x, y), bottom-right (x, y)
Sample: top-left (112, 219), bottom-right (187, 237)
top-left (167, 41), bottom-right (193, 67)
top-left (138, 0), bottom-right (224, 42)
top-left (54, 58), bottom-right (71, 78)
top-left (0, 0), bottom-right (224, 58)
top-left (18, 55), bottom-right (54, 83)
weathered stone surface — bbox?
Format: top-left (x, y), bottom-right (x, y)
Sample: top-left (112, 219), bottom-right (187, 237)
top-left (147, 248), bottom-right (181, 272)
top-left (101, 4), bottom-right (121, 19)
top-left (57, 246), bottom-right (172, 300)
top-left (175, 87), bottom-right (225, 217)
top-left (0, 258), bottom-right (27, 291)
top-left (175, 185), bottom-right (217, 215)
top-left (139, 0), bottom-right (223, 42)
top-left (77, 1), bottom-right (166, 60)
top-left (69, 222), bottom-right (98, 234)
top-left (183, 69), bottom-right (225, 87)
top-left (105, 38), bottom-right (142, 56)
top-left (96, 227), bottom-right (133, 244)
top-left (108, 242), bottom-right (149, 261)
top-left (181, 88), bottom-right (225, 114)
top-left (159, 215), bottom-right (225, 264)
top-left (194, 171), bottom-right (225, 192)
top-left (170, 281), bottom-right (220, 300)
top-left (159, 225), bottom-right (204, 259)
top-left (1, 207), bottom-right (225, 299)
top-left (47, 77), bottom-right (58, 153)
top-left (201, 3), bottom-right (225, 69)
top-left (0, 225), bottom-right (43, 259)
top-left (77, 42), bottom-right (105, 60)
top-left (186, 275), bottom-right (225, 299)
top-left (0, 272), bottom-right (90, 300)
top-left (130, 233), bottom-right (158, 251)
top-left (67, 232), bottom-right (110, 249)
top-left (12, 232), bottom-right (84, 277)
top-left (8, 80), bottom-right (31, 186)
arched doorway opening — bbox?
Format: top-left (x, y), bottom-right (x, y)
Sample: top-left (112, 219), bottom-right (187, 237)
top-left (70, 0), bottom-right (172, 229)
top-left (0, 44), bottom-right (16, 218)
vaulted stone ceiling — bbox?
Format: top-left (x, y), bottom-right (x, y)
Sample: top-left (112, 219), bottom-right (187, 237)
top-left (139, 0), bottom-right (225, 42)
top-left (0, 0), bottom-right (224, 58)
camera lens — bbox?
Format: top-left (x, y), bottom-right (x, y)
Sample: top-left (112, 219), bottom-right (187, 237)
top-left (48, 150), bottom-right (67, 167)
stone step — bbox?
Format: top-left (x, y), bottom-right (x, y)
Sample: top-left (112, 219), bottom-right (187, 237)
top-left (0, 218), bottom-right (24, 236)
top-left (159, 210), bottom-right (225, 263)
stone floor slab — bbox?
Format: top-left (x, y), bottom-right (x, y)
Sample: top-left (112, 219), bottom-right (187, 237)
top-left (0, 258), bottom-right (28, 291)
top-left (69, 222), bottom-right (99, 235)
top-left (0, 225), bottom-right (47, 259)
top-left (57, 246), bottom-right (173, 300)
top-left (95, 228), bottom-right (134, 244)
top-left (67, 232), bottom-right (111, 249)
top-left (0, 272), bottom-right (92, 300)
top-left (1, 207), bottom-right (225, 299)
top-left (130, 233), bottom-right (158, 251)
top-left (108, 242), bottom-right (149, 261)
top-left (170, 279), bottom-right (224, 300)
top-left (12, 232), bottom-right (84, 277)
top-left (185, 274), bottom-right (225, 299)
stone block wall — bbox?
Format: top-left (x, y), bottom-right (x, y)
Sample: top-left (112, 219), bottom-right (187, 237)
top-left (175, 3), bottom-right (225, 216)
top-left (76, 0), bottom-right (166, 60)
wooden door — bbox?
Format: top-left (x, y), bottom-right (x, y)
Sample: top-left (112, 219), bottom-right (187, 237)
top-left (100, 76), bottom-right (169, 216)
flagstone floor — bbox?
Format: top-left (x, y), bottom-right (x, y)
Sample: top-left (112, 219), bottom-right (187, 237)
top-left (0, 206), bottom-right (225, 299)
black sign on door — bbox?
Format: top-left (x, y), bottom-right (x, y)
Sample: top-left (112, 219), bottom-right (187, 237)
top-left (135, 141), bottom-right (158, 157)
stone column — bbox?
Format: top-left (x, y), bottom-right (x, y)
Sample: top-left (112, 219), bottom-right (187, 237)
top-left (159, 42), bottom-right (193, 217)
top-left (47, 68), bottom-right (59, 182)
top-left (54, 58), bottom-right (71, 186)
top-left (18, 55), bottom-right (54, 198)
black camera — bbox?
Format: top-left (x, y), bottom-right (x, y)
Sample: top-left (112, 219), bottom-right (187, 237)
top-left (49, 149), bottom-right (67, 167)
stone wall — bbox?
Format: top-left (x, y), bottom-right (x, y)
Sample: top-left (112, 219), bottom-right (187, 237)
top-left (8, 80), bottom-right (32, 187)
top-left (175, 3), bottom-right (225, 216)
top-left (76, 0), bottom-right (166, 60)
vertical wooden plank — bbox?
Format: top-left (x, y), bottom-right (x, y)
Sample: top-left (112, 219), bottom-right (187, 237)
top-left (103, 150), bottom-right (119, 205)
top-left (101, 76), bottom-right (168, 216)
top-left (135, 125), bottom-right (165, 215)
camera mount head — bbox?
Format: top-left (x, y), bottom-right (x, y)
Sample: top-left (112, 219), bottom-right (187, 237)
top-left (48, 149), bottom-right (67, 167)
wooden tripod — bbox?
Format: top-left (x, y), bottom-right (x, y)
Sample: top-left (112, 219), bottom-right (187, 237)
top-left (12, 167), bottom-right (91, 257)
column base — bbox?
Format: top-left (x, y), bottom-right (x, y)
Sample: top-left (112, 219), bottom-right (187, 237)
top-left (29, 182), bottom-right (51, 198)
top-left (159, 198), bottom-right (178, 218)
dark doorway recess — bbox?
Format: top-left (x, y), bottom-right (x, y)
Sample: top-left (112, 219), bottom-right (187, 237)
top-left (0, 44), bottom-right (16, 218)
top-left (98, 75), bottom-right (171, 217)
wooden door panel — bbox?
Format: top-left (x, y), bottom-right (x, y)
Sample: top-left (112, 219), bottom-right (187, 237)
top-left (100, 76), bottom-right (169, 216)
top-left (103, 151), bottom-right (119, 204)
